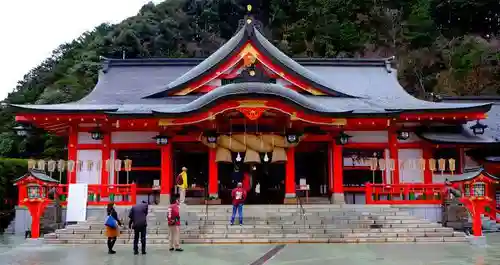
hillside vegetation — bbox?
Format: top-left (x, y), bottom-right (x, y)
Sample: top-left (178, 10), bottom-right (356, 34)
top-left (1, 0), bottom-right (500, 159)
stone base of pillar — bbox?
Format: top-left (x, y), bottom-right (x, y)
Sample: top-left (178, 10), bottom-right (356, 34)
top-left (158, 194), bottom-right (171, 206)
top-left (330, 193), bottom-right (345, 204)
top-left (208, 193), bottom-right (218, 198)
top-left (284, 193), bottom-right (297, 204)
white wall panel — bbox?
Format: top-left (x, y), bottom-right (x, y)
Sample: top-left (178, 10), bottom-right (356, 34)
top-left (77, 132), bottom-right (102, 144)
top-left (398, 149), bottom-right (423, 183)
top-left (345, 131), bottom-right (388, 143)
top-left (76, 150), bottom-right (102, 184)
top-left (111, 131), bottom-right (158, 144)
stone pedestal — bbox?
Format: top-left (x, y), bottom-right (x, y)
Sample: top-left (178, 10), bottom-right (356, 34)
top-left (159, 194), bottom-right (171, 206)
top-left (330, 193), bottom-right (345, 204)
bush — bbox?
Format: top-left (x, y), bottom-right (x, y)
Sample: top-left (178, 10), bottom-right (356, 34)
top-left (0, 158), bottom-right (27, 232)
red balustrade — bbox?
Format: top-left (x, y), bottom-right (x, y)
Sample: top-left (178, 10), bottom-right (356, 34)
top-left (365, 183), bottom-right (445, 205)
top-left (54, 184), bottom-right (137, 206)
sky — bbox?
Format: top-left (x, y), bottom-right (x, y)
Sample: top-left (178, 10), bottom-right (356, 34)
top-left (0, 0), bottom-right (163, 101)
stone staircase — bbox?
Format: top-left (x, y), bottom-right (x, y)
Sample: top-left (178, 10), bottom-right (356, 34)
top-left (44, 204), bottom-right (466, 244)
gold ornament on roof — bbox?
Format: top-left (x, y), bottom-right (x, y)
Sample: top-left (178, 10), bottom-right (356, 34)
top-left (247, 4), bottom-right (252, 12)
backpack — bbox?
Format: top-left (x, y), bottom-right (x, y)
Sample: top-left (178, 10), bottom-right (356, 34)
top-left (176, 174), bottom-right (184, 186)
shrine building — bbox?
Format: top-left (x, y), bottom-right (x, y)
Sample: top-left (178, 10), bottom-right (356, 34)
top-left (11, 8), bottom-right (499, 206)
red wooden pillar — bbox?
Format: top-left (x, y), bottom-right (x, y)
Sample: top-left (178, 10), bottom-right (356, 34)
top-left (208, 148), bottom-right (218, 197)
top-left (388, 129), bottom-right (400, 184)
top-left (328, 142), bottom-right (334, 194)
top-left (101, 133), bottom-right (111, 186)
top-left (160, 143), bottom-right (173, 205)
top-left (331, 140), bottom-right (344, 204)
top-left (285, 147), bottom-right (296, 198)
top-left (423, 145), bottom-right (433, 184)
top-left (68, 128), bottom-right (77, 184)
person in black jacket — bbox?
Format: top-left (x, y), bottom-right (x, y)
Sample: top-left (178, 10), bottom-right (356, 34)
top-left (128, 201), bottom-right (149, 255)
top-left (105, 203), bottom-right (122, 254)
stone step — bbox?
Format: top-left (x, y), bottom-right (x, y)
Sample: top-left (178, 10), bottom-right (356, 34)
top-left (44, 234), bottom-right (467, 245)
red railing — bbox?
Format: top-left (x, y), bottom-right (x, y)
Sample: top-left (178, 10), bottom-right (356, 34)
top-left (55, 184), bottom-right (137, 206)
top-left (365, 183), bottom-right (445, 205)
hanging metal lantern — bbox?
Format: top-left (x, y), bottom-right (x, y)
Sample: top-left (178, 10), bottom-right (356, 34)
top-left (336, 131), bottom-right (352, 145)
top-left (263, 153), bottom-right (270, 163)
top-left (396, 129), bottom-right (410, 140)
top-left (90, 128), bottom-right (104, 140)
top-left (153, 134), bottom-right (169, 145)
top-left (470, 120), bottom-right (488, 135)
top-left (235, 152), bottom-right (243, 162)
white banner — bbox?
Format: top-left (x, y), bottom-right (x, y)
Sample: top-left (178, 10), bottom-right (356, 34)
top-left (66, 183), bottom-right (88, 222)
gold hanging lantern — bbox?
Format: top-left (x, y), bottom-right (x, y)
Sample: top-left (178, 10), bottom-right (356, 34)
top-left (215, 147), bottom-right (232, 163)
top-left (271, 147), bottom-right (287, 163)
top-left (47, 160), bottom-right (56, 173)
top-left (418, 158), bottom-right (426, 171)
top-left (95, 160), bottom-right (102, 172)
top-left (124, 159), bottom-right (133, 172)
top-left (369, 158), bottom-right (378, 171)
top-left (76, 160), bottom-right (84, 172)
top-left (86, 160), bottom-right (94, 172)
top-left (27, 159), bottom-right (37, 169)
top-left (114, 159), bottom-right (122, 171)
top-left (36, 160), bottom-right (46, 171)
top-left (57, 160), bottom-right (66, 172)
top-left (105, 159), bottom-right (112, 172)
top-left (438, 158), bottom-right (446, 173)
top-left (448, 158), bottom-right (456, 175)
top-left (387, 159), bottom-right (395, 171)
top-left (244, 149), bottom-right (261, 164)
top-left (67, 160), bottom-right (75, 173)
top-left (378, 159), bottom-right (386, 171)
top-left (428, 158), bottom-right (437, 172)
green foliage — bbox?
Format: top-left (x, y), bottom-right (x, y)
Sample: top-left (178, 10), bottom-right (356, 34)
top-left (0, 159), bottom-right (28, 207)
top-left (0, 0), bottom-right (498, 161)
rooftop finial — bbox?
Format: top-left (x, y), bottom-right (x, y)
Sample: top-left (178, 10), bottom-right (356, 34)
top-left (247, 4), bottom-right (252, 12)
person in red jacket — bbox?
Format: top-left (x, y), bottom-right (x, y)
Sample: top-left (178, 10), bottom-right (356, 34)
top-left (167, 196), bottom-right (183, 252)
top-left (230, 182), bottom-right (247, 226)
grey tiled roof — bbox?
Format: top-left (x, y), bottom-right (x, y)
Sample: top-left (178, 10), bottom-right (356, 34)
top-left (9, 23), bottom-right (492, 115)
top-left (14, 169), bottom-right (59, 183)
top-left (448, 168), bottom-right (499, 182)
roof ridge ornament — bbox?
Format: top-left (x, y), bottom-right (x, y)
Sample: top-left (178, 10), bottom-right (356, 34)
top-left (238, 3), bottom-right (263, 36)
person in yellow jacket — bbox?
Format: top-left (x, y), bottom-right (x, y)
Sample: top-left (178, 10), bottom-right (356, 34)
top-left (176, 167), bottom-right (188, 204)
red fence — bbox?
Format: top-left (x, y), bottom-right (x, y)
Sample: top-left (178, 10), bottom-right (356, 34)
top-left (365, 183), bottom-right (445, 205)
top-left (55, 184), bottom-right (137, 206)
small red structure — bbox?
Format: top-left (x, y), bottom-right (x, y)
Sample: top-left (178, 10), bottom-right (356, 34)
top-left (14, 169), bottom-right (59, 238)
top-left (451, 170), bottom-right (499, 236)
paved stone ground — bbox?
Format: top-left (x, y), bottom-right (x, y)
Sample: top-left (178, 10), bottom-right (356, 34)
top-left (1, 234), bottom-right (500, 265)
